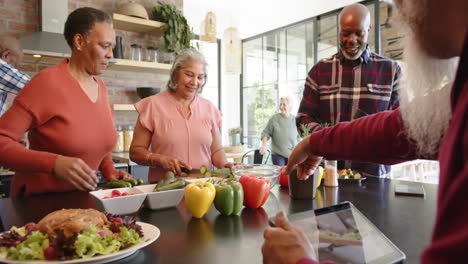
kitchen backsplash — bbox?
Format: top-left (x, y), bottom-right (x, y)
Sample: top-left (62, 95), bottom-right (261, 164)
top-left (1, 0), bottom-right (182, 126)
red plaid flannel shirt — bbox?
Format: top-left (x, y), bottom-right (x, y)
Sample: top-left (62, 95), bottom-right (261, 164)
top-left (297, 47), bottom-right (401, 176)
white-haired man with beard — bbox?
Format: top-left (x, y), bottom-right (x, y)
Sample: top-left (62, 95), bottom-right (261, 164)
top-left (262, 0), bottom-right (467, 262)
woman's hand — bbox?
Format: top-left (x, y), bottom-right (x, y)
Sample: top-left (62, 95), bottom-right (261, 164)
top-left (157, 155), bottom-right (192, 176)
top-left (223, 162), bottom-right (238, 169)
top-left (53, 156), bottom-right (99, 191)
top-left (262, 211), bottom-right (316, 264)
top-left (109, 170), bottom-right (132, 180)
top-left (259, 145), bottom-right (267, 155)
top-left (282, 136), bottom-right (322, 180)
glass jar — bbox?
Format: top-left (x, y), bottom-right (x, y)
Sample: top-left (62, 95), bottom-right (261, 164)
top-left (123, 125), bottom-right (134, 152)
top-left (324, 159), bottom-right (338, 187)
top-left (146, 46), bottom-right (158, 63)
top-left (130, 44), bottom-right (142, 61)
top-left (157, 50), bottom-right (174, 64)
top-left (113, 125), bottom-right (124, 153)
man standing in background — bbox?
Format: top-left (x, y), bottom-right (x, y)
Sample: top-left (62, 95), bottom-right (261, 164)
top-left (0, 33), bottom-right (30, 116)
top-left (296, 3), bottom-right (401, 177)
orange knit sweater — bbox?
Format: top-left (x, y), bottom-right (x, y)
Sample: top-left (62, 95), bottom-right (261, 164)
top-left (0, 59), bottom-right (117, 197)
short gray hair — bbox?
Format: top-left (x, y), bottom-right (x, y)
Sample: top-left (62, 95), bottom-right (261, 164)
top-left (280, 96), bottom-right (293, 112)
top-left (167, 48), bottom-right (208, 92)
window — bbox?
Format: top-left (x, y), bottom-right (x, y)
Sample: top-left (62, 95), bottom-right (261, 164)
top-left (241, 0), bottom-right (382, 147)
top-left (191, 39), bottom-right (221, 109)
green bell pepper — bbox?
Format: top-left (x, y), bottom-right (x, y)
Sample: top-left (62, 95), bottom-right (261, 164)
top-left (214, 181), bottom-right (244, 216)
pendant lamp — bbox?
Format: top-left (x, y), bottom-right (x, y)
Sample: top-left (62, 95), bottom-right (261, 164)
top-left (200, 11), bottom-right (217, 43)
top-left (223, 27), bottom-right (241, 75)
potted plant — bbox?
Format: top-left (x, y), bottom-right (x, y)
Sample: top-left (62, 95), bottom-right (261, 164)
top-left (228, 127), bottom-right (242, 146)
top-left (152, 1), bottom-right (193, 55)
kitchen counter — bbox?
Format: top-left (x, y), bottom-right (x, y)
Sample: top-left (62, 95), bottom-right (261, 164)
top-left (0, 178), bottom-right (436, 264)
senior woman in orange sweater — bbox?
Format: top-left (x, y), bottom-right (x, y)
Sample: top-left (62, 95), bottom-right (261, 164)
top-left (0, 7), bottom-right (130, 197)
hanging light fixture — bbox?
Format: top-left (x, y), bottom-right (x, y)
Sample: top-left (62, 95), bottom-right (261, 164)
top-left (200, 11), bottom-right (217, 43)
top-left (223, 27), bottom-right (241, 75)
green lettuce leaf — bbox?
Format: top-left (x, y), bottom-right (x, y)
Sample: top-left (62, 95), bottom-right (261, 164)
top-left (7, 231), bottom-right (48, 260)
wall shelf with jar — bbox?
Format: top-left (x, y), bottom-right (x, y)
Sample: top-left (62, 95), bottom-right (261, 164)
top-left (109, 13), bottom-right (173, 73)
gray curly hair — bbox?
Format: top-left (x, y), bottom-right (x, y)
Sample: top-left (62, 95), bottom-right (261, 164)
top-left (167, 48), bottom-right (208, 92)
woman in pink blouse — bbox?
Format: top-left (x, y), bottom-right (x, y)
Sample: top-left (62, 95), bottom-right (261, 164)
top-left (130, 49), bottom-right (232, 182)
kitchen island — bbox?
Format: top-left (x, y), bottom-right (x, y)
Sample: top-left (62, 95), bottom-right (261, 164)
top-left (0, 178), bottom-right (436, 264)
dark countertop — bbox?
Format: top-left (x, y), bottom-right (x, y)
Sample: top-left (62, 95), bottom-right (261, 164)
top-left (0, 178), bottom-right (437, 264)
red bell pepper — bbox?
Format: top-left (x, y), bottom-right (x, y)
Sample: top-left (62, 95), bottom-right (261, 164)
top-left (239, 174), bottom-right (270, 208)
top-left (279, 170), bottom-right (289, 187)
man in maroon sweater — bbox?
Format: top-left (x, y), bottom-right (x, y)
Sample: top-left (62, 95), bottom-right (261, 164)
top-left (262, 0), bottom-right (468, 263)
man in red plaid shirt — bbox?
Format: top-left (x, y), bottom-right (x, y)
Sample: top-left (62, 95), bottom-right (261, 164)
top-left (297, 3), bottom-right (401, 177)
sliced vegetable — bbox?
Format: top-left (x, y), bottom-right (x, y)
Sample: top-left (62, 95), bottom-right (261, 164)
top-left (155, 178), bottom-right (186, 192)
top-left (200, 165), bottom-right (208, 175)
top-left (165, 171), bottom-right (175, 180)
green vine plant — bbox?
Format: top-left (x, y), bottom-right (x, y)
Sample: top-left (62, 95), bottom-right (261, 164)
top-left (153, 1), bottom-right (193, 54)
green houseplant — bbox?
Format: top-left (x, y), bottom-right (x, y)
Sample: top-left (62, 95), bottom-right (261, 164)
top-left (153, 1), bottom-right (193, 54)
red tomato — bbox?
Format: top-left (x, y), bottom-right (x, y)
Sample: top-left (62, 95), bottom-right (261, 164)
top-left (279, 173), bottom-right (289, 187)
top-left (111, 190), bottom-right (121, 196)
top-left (44, 247), bottom-right (56, 260)
top-left (239, 175), bottom-right (270, 208)
top-left (121, 192), bottom-right (129, 196)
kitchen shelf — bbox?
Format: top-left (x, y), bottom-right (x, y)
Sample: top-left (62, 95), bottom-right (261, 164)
top-left (108, 59), bottom-right (171, 73)
top-left (113, 104), bottom-right (136, 111)
top-left (113, 13), bottom-right (166, 35)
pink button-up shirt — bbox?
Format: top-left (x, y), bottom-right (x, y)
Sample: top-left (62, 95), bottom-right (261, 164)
top-left (135, 90), bottom-right (222, 182)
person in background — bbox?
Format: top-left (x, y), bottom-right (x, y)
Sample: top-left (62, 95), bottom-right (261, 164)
top-left (296, 3), bottom-right (401, 177)
top-left (0, 33), bottom-right (30, 116)
top-left (130, 48), bottom-right (232, 182)
top-left (0, 7), bottom-right (130, 198)
top-left (259, 96), bottom-right (300, 166)
top-left (263, 0), bottom-right (467, 262)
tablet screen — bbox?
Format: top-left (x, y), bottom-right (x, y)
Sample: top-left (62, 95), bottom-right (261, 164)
top-left (286, 202), bottom-right (405, 264)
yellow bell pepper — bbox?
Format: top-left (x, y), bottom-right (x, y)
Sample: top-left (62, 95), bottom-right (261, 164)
top-left (316, 166), bottom-right (324, 188)
top-left (184, 181), bottom-right (216, 218)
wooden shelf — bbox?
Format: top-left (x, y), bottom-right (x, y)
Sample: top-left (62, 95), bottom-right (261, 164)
top-left (108, 59), bottom-right (171, 73)
top-left (113, 13), bottom-right (166, 35)
top-left (113, 104), bottom-right (136, 111)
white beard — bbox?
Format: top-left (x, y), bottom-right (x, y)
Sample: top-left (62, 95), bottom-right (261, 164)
top-left (399, 28), bottom-right (459, 157)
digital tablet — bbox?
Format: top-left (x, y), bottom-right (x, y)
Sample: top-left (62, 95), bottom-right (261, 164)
top-left (270, 202), bottom-right (405, 264)
top-left (394, 183), bottom-right (425, 197)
